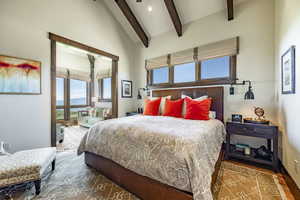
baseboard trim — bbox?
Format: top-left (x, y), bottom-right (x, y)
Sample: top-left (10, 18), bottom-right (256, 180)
top-left (279, 160), bottom-right (300, 200)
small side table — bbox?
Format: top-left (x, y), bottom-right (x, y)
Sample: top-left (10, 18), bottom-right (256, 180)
top-left (225, 121), bottom-right (279, 172)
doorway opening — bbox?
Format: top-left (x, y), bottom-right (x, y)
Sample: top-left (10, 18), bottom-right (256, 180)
top-left (49, 33), bottom-right (119, 150)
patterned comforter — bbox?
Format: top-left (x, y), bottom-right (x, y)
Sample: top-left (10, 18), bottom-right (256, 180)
top-left (78, 115), bottom-right (226, 200)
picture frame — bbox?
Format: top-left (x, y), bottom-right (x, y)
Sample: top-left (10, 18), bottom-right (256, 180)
top-left (232, 114), bottom-right (243, 122)
top-left (121, 80), bottom-right (132, 98)
top-left (281, 46), bottom-right (296, 94)
top-left (0, 55), bottom-right (42, 95)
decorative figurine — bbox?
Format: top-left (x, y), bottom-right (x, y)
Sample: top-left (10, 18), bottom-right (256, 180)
top-left (244, 107), bottom-right (270, 125)
top-left (254, 107), bottom-right (265, 121)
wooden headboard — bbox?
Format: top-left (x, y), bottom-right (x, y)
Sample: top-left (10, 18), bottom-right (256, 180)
top-left (152, 87), bottom-right (224, 122)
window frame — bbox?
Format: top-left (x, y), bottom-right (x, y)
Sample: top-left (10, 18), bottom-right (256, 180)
top-left (151, 66), bottom-right (170, 85)
top-left (56, 77), bottom-right (90, 121)
top-left (98, 77), bottom-right (112, 102)
top-left (69, 78), bottom-right (90, 107)
top-left (147, 55), bottom-right (236, 88)
top-left (173, 62), bottom-right (197, 84)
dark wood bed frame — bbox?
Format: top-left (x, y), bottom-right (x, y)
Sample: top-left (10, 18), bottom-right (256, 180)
top-left (85, 86), bottom-right (224, 200)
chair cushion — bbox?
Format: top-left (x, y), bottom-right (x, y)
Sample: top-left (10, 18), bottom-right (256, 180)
top-left (0, 147), bottom-right (56, 188)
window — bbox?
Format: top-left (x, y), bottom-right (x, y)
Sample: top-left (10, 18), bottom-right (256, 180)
top-left (174, 62), bottom-right (196, 83)
top-left (99, 77), bottom-right (112, 100)
top-left (56, 109), bottom-right (64, 120)
top-left (148, 56), bottom-right (235, 88)
top-left (152, 67), bottom-right (169, 84)
top-left (70, 79), bottom-right (88, 106)
top-left (201, 56), bottom-right (230, 79)
top-left (103, 77), bottom-right (111, 99)
top-left (56, 77), bottom-right (64, 106)
top-left (70, 107), bottom-right (82, 120)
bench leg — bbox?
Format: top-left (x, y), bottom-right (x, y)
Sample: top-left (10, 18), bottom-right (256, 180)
top-left (52, 159), bottom-right (56, 171)
top-left (34, 179), bottom-right (41, 195)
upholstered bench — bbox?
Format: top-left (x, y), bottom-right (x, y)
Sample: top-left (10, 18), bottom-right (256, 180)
top-left (0, 147), bottom-right (56, 196)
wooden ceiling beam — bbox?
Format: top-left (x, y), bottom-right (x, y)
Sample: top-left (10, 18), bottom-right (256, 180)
top-left (115, 0), bottom-right (149, 47)
top-left (227, 0), bottom-right (234, 21)
top-left (164, 0), bottom-right (182, 37)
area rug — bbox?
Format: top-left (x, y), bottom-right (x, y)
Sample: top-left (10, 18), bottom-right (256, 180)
top-left (5, 152), bottom-right (290, 200)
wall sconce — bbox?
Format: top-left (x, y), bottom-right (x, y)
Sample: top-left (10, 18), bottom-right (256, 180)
top-left (230, 80), bottom-right (255, 100)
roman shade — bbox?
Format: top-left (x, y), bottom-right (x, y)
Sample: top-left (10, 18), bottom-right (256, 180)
top-left (145, 37), bottom-right (239, 70)
top-left (197, 37), bottom-right (239, 61)
top-left (56, 68), bottom-right (68, 78)
top-left (69, 69), bottom-right (91, 82)
top-left (95, 58), bottom-right (112, 79)
top-left (145, 55), bottom-right (169, 70)
top-left (170, 48), bottom-right (198, 66)
top-left (95, 68), bottom-right (112, 79)
top-left (56, 67), bottom-right (91, 82)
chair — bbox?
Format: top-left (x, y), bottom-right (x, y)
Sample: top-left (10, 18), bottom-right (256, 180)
top-left (78, 107), bottom-right (106, 128)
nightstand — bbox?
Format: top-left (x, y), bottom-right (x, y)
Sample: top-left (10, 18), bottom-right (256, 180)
top-left (225, 121), bottom-right (279, 172)
top-left (126, 112), bottom-right (139, 117)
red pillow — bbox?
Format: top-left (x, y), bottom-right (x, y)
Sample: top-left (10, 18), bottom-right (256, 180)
top-left (163, 98), bottom-right (184, 118)
top-left (143, 98), bottom-right (162, 116)
top-left (184, 97), bottom-right (212, 120)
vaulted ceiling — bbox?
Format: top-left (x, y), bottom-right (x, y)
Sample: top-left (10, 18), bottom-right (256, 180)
top-left (103, 0), bottom-right (246, 47)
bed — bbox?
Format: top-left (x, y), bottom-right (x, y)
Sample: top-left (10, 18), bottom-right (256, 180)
top-left (78, 87), bottom-right (225, 200)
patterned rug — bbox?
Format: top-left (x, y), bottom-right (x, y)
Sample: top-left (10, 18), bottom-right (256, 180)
top-left (6, 152), bottom-right (291, 200)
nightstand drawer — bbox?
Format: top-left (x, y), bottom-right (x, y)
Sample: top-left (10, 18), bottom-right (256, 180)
top-left (227, 123), bottom-right (275, 138)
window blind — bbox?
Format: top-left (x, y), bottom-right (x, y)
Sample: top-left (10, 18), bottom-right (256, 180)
top-left (145, 55), bottom-right (169, 70)
top-left (69, 69), bottom-right (91, 82)
top-left (145, 37), bottom-right (239, 70)
top-left (56, 67), bottom-right (68, 78)
top-left (95, 68), bottom-right (112, 79)
top-left (56, 67), bottom-right (91, 82)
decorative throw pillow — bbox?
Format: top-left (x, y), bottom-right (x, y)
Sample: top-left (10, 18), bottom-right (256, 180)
top-left (149, 96), bottom-right (171, 114)
top-left (181, 95), bottom-right (208, 116)
top-left (184, 98), bottom-right (212, 120)
top-left (143, 98), bottom-right (162, 116)
top-left (163, 98), bottom-right (184, 118)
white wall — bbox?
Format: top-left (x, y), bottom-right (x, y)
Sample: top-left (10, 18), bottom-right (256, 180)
top-left (275, 0), bottom-right (300, 188)
top-left (0, 0), bottom-right (139, 152)
top-left (136, 0), bottom-right (276, 148)
top-left (57, 49), bottom-right (91, 73)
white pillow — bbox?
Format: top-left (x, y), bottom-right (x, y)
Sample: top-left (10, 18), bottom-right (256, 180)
top-left (181, 95), bottom-right (208, 116)
top-left (181, 94), bottom-right (208, 101)
top-left (149, 96), bottom-right (171, 114)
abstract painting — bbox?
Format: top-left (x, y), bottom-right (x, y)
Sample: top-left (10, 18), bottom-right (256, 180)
top-left (281, 46), bottom-right (295, 94)
top-left (0, 55), bottom-right (41, 94)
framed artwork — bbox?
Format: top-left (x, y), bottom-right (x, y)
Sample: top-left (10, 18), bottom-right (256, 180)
top-left (121, 80), bottom-right (132, 98)
top-left (281, 46), bottom-right (296, 94)
top-left (0, 55), bottom-right (41, 94)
